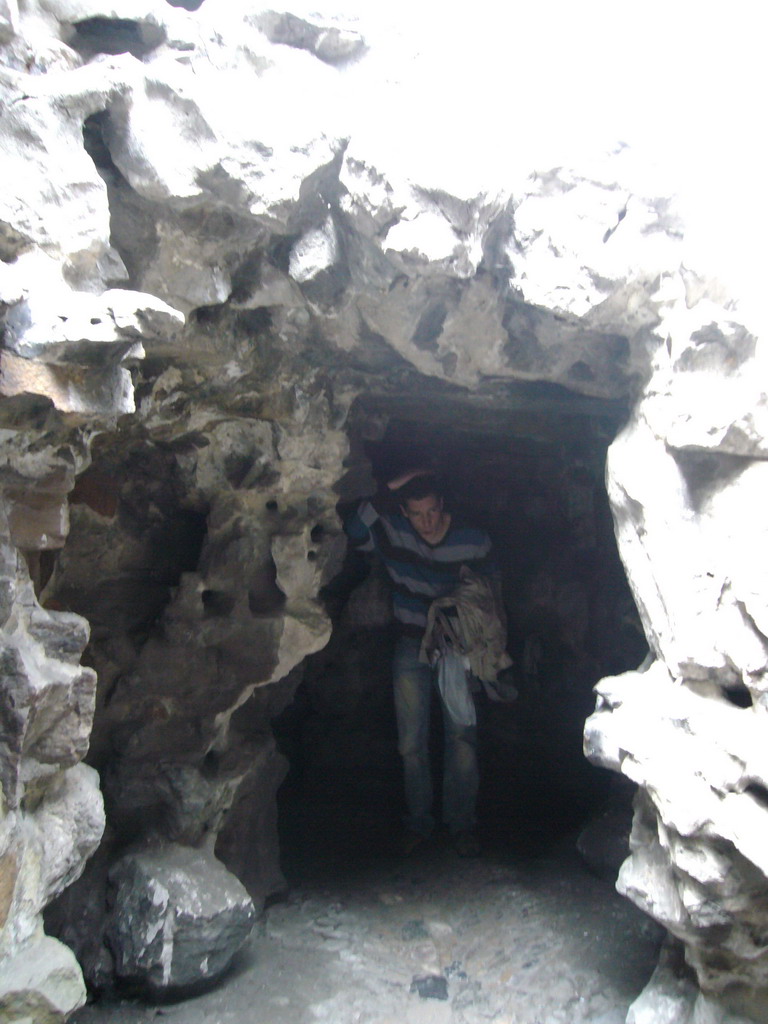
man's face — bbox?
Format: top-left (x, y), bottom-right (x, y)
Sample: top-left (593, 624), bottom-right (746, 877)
top-left (402, 494), bottom-right (445, 542)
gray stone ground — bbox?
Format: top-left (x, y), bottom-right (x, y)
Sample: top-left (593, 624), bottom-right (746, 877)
top-left (72, 837), bottom-right (663, 1024)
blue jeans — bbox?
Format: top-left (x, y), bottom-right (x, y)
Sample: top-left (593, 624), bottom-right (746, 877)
top-left (392, 635), bottom-right (478, 837)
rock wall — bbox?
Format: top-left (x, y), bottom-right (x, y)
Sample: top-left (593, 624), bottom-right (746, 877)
top-left (0, 441), bottom-right (104, 1020)
top-left (585, 303), bottom-right (768, 1022)
top-left (0, 0), bottom-right (765, 1020)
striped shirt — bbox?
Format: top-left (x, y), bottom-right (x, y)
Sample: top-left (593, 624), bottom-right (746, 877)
top-left (345, 498), bottom-right (497, 638)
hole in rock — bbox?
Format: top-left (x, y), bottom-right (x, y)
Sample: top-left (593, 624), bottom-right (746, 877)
top-left (69, 17), bottom-right (165, 58)
top-left (235, 308), bottom-right (273, 335)
top-left (745, 783), bottom-right (768, 811)
top-left (412, 301), bottom-right (448, 351)
top-left (247, 556), bottom-right (286, 615)
top-left (192, 304), bottom-right (225, 326)
top-left (723, 680), bottom-right (753, 708)
top-left (202, 589), bottom-right (236, 617)
top-left (50, 447), bottom-right (208, 640)
top-left (0, 219), bottom-right (32, 262)
top-left (274, 384), bottom-right (647, 880)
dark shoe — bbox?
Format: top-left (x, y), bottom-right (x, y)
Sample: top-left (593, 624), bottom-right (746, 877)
top-left (452, 830), bottom-right (481, 858)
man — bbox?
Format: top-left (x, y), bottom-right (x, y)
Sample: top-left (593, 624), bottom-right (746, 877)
top-left (345, 469), bottom-right (500, 856)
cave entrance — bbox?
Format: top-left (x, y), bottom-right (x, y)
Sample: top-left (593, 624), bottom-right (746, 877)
top-left (274, 381), bottom-right (647, 880)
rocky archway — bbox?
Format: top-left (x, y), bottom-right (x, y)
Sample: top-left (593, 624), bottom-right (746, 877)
top-left (274, 384), bottom-right (644, 872)
top-left (1, 2), bottom-right (766, 1022)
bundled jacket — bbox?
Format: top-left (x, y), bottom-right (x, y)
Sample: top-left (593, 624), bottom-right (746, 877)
top-left (420, 565), bottom-right (512, 684)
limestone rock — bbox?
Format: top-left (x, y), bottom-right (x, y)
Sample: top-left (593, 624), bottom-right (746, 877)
top-left (0, 350), bottom-right (135, 418)
top-left (1, 457), bottom-right (74, 553)
top-left (0, 483), bottom-right (104, 1013)
top-left (214, 723), bottom-right (291, 908)
top-left (4, 288), bottom-right (183, 365)
top-left (586, 661), bottom-right (768, 1000)
top-left (0, 512), bottom-right (97, 809)
top-left (605, 416), bottom-right (768, 700)
top-left (627, 937), bottom-right (767, 1024)
top-left (0, 1), bottom-right (18, 44)
top-left (42, 838), bottom-right (116, 993)
top-left (0, 764), bottom-right (104, 964)
top-left (43, 0), bottom-right (162, 19)
top-left (626, 938), bottom-right (699, 1024)
top-left (55, 2), bottom-right (167, 60)
top-left (0, 65), bottom-right (111, 264)
top-left (0, 0), bottom-right (765, 1016)
top-left (588, 272), bottom-right (768, 1010)
top-left (0, 934), bottom-right (86, 1024)
top-left (33, 764), bottom-right (105, 905)
top-left (106, 844), bottom-right (256, 994)
top-left (256, 10), bottom-right (365, 65)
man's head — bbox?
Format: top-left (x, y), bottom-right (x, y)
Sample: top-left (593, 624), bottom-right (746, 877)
top-left (398, 474), bottom-right (447, 543)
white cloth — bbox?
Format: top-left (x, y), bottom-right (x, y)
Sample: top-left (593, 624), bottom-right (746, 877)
top-left (436, 648), bottom-right (476, 727)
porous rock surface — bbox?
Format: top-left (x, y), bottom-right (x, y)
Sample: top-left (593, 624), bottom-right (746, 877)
top-left (0, 466), bottom-right (105, 1022)
top-left (0, 0), bottom-right (765, 1021)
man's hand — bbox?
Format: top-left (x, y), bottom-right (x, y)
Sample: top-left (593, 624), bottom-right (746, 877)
top-left (387, 468), bottom-right (434, 491)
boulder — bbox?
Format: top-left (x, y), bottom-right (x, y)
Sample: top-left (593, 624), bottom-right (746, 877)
top-left (106, 844), bottom-right (256, 995)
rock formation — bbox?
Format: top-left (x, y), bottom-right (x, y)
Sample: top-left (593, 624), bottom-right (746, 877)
top-left (0, 1), bottom-right (765, 1021)
top-left (585, 315), bottom-right (768, 1022)
top-left (106, 843), bottom-right (255, 994)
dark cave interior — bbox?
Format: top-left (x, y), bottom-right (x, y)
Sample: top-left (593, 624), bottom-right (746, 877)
top-left (273, 386), bottom-right (648, 881)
